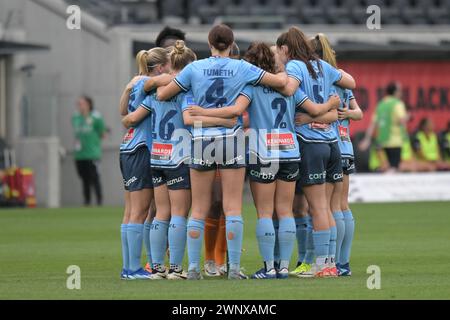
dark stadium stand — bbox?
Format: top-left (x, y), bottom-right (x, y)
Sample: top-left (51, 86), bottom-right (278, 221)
top-left (66, 0), bottom-right (450, 26)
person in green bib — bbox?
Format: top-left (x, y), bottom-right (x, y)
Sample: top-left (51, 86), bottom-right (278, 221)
top-left (413, 118), bottom-right (449, 171)
top-left (439, 121), bottom-right (450, 164)
top-left (72, 96), bottom-right (106, 206)
top-left (360, 82), bottom-right (409, 171)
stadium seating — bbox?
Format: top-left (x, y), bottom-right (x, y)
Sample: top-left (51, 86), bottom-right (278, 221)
top-left (65, 0), bottom-right (450, 26)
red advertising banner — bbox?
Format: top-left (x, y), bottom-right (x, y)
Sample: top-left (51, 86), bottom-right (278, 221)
top-left (339, 61), bottom-right (450, 136)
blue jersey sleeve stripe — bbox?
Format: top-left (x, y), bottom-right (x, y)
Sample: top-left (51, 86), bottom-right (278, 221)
top-left (349, 96), bottom-right (355, 101)
top-left (174, 78), bottom-right (189, 92)
top-left (140, 103), bottom-right (151, 111)
top-left (296, 96), bottom-right (308, 107)
top-left (253, 70), bottom-right (266, 86)
top-left (288, 74), bottom-right (301, 83)
top-left (239, 92), bottom-right (252, 102)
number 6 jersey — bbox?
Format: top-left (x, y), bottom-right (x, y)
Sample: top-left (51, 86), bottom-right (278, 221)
top-left (286, 59), bottom-right (342, 143)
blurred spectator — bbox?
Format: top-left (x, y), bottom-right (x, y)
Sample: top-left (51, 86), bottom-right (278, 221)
top-left (360, 82), bottom-right (409, 172)
top-left (155, 26), bottom-right (186, 48)
top-left (439, 121), bottom-right (450, 163)
top-left (412, 118), bottom-right (449, 171)
top-left (72, 96), bottom-right (106, 206)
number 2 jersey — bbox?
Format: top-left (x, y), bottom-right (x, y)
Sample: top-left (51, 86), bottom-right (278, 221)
top-left (174, 57), bottom-right (266, 139)
top-left (286, 59), bottom-right (342, 143)
top-left (141, 92), bottom-right (190, 169)
top-left (241, 84), bottom-right (307, 163)
top-left (333, 87), bottom-right (355, 159)
top-left (120, 76), bottom-right (152, 154)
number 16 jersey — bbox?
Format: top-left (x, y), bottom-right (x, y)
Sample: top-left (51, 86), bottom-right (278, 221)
top-left (141, 92), bottom-right (191, 169)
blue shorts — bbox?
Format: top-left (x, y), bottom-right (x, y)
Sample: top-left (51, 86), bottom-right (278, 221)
top-left (119, 146), bottom-right (153, 191)
top-left (298, 141), bottom-right (343, 186)
top-left (248, 160), bottom-right (299, 183)
top-left (190, 131), bottom-right (246, 171)
top-left (342, 157), bottom-right (356, 175)
top-left (152, 164), bottom-right (190, 190)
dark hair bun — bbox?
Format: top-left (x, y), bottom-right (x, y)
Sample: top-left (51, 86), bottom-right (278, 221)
top-left (208, 24), bottom-right (234, 52)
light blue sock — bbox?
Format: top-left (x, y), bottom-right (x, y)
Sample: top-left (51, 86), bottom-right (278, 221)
top-left (333, 211), bottom-right (345, 264)
top-left (127, 223), bottom-right (144, 273)
top-left (226, 215), bottom-right (244, 271)
top-left (341, 210), bottom-right (355, 264)
top-left (329, 225), bottom-right (337, 263)
top-left (312, 229), bottom-right (331, 265)
top-left (150, 219), bottom-right (169, 267)
top-left (256, 218), bottom-right (275, 266)
top-left (120, 224), bottom-right (129, 271)
top-left (278, 217), bottom-right (296, 270)
top-left (295, 217), bottom-right (308, 263)
top-left (168, 215), bottom-right (187, 267)
top-left (187, 218), bottom-right (205, 272)
top-left (143, 221), bottom-right (152, 265)
top-left (304, 216), bottom-right (315, 264)
top-left (273, 219), bottom-right (280, 263)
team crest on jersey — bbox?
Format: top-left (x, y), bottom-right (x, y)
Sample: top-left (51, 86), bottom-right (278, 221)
top-left (266, 133), bottom-right (295, 150)
top-left (186, 96), bottom-right (195, 106)
top-left (250, 65), bottom-right (260, 73)
top-left (151, 143), bottom-right (173, 161)
top-left (123, 128), bottom-right (135, 143)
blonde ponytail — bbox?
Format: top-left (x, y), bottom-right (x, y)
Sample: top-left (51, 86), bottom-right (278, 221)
top-left (170, 40), bottom-right (197, 71)
top-left (135, 47), bottom-right (170, 75)
top-left (136, 50), bottom-right (149, 75)
top-left (311, 33), bottom-right (337, 68)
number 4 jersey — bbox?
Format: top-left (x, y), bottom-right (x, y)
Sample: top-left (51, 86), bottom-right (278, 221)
top-left (141, 92), bottom-right (191, 169)
top-left (174, 57), bottom-right (266, 139)
top-left (241, 85), bottom-right (307, 163)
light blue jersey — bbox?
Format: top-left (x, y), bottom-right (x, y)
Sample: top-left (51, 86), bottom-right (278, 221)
top-left (333, 87), bottom-right (355, 158)
top-left (174, 57), bottom-right (266, 139)
top-left (120, 77), bottom-right (152, 154)
top-left (287, 59), bottom-right (342, 143)
top-left (141, 92), bottom-right (191, 168)
top-left (241, 85), bottom-right (307, 162)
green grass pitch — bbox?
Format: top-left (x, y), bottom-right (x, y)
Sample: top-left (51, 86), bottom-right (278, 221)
top-left (1, 202), bottom-right (450, 300)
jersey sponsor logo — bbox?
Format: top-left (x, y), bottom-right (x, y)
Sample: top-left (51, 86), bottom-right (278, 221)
top-left (286, 168), bottom-right (300, 180)
top-left (309, 171), bottom-right (326, 181)
top-left (152, 176), bottom-right (163, 185)
top-left (124, 176), bottom-right (138, 187)
top-left (338, 125), bottom-right (351, 142)
top-left (266, 133), bottom-right (295, 150)
top-left (192, 157), bottom-right (214, 166)
top-left (151, 143), bottom-right (173, 161)
top-left (122, 128), bottom-right (135, 143)
top-left (167, 176), bottom-right (185, 186)
top-left (333, 173), bottom-right (344, 180)
top-left (250, 169), bottom-right (275, 181)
